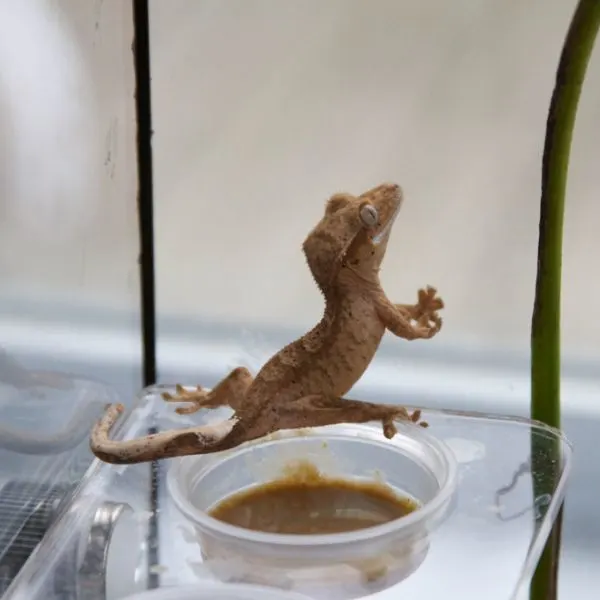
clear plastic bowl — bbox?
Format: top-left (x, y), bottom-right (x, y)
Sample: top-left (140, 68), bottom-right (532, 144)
top-left (167, 422), bottom-right (458, 599)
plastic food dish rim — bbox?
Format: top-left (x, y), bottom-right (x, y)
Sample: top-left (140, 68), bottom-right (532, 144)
top-left (167, 423), bottom-right (459, 548)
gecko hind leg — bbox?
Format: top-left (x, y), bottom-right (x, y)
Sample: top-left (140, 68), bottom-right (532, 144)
top-left (277, 395), bottom-right (427, 439)
top-left (162, 367), bottom-right (253, 414)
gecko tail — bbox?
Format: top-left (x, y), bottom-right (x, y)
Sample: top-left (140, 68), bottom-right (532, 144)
top-left (89, 403), bottom-right (243, 465)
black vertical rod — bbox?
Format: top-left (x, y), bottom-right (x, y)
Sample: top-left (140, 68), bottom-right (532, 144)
top-left (133, 0), bottom-right (157, 387)
top-left (132, 0), bottom-right (160, 590)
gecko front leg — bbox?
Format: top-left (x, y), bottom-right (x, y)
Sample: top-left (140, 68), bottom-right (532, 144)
top-left (377, 286), bottom-right (443, 340)
top-left (162, 367), bottom-right (253, 414)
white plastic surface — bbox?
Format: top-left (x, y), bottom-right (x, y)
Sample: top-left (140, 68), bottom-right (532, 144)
top-left (106, 504), bottom-right (149, 599)
top-left (121, 582), bottom-right (313, 599)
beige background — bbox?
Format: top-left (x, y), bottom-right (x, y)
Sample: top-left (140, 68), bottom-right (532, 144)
top-left (0, 0), bottom-right (598, 360)
top-left (150, 0), bottom-right (600, 361)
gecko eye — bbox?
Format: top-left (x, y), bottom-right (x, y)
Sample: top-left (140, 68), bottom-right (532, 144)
top-left (359, 204), bottom-right (379, 228)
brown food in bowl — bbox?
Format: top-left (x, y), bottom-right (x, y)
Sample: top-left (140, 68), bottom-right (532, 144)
top-left (209, 461), bottom-right (418, 535)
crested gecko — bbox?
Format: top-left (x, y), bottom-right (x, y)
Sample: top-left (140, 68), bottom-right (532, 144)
top-left (90, 183), bottom-right (443, 464)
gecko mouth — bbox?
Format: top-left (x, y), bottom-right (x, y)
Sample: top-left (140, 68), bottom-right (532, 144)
top-left (372, 201), bottom-right (402, 246)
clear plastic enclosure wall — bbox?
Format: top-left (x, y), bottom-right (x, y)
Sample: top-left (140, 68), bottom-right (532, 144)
top-left (0, 1), bottom-right (142, 406)
top-left (0, 2), bottom-right (141, 589)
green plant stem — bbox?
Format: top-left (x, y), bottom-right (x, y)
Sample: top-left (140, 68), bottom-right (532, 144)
top-left (530, 1), bottom-right (600, 599)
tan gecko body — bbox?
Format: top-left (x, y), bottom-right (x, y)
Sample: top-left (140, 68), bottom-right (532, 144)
top-left (91, 183), bottom-right (443, 464)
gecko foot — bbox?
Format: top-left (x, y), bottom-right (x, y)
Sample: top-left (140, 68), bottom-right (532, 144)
top-left (382, 407), bottom-right (428, 438)
top-left (162, 367), bottom-right (254, 415)
top-left (395, 286), bottom-right (444, 339)
top-left (414, 286), bottom-right (444, 335)
top-left (162, 385), bottom-right (212, 415)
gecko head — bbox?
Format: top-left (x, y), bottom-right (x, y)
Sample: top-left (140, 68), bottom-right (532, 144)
top-left (302, 183), bottom-right (403, 294)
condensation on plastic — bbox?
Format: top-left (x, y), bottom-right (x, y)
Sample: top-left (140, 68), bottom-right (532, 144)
top-left (3, 385), bottom-right (571, 600)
